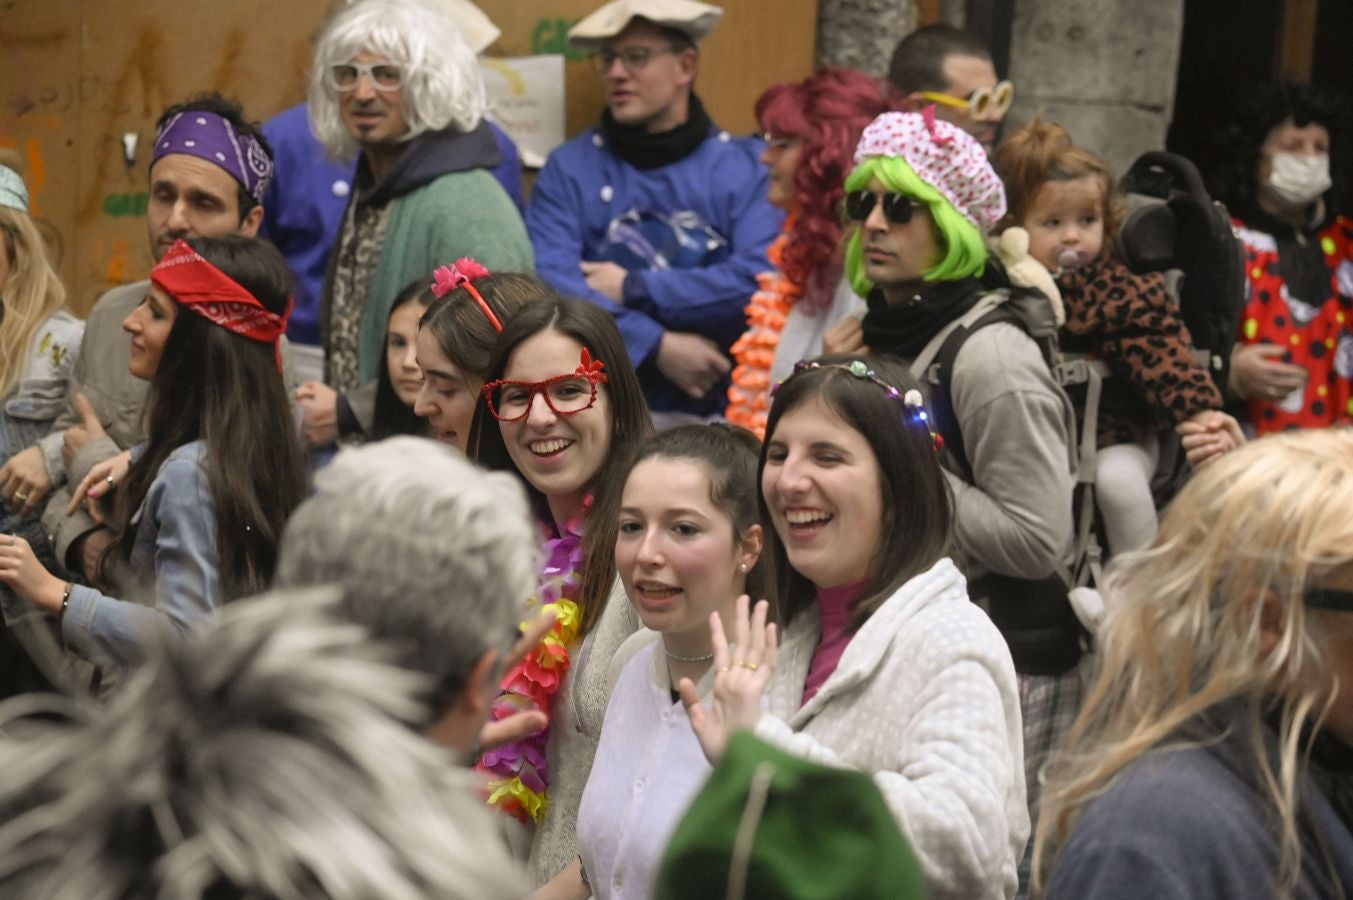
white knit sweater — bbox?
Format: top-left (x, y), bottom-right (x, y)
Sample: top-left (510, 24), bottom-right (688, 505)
top-left (755, 557), bottom-right (1029, 900)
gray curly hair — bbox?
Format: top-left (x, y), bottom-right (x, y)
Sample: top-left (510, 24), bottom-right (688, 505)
top-left (275, 436), bottom-right (538, 723)
top-left (0, 587), bottom-right (526, 899)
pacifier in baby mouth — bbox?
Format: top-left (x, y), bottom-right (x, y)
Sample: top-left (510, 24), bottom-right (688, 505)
top-left (1056, 247), bottom-right (1090, 270)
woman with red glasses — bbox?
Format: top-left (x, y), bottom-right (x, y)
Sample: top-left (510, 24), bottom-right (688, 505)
top-left (468, 297), bottom-right (652, 885)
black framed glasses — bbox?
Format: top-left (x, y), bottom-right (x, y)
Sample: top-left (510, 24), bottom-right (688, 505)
top-left (328, 61), bottom-right (403, 92)
top-left (843, 190), bottom-right (916, 225)
top-left (480, 348), bottom-right (610, 423)
top-left (591, 45), bottom-right (675, 74)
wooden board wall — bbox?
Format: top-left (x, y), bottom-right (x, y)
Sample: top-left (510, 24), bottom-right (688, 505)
top-left (0, 0), bottom-right (817, 315)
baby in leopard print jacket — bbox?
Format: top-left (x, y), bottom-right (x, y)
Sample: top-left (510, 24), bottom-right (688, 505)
top-left (992, 119), bottom-right (1242, 556)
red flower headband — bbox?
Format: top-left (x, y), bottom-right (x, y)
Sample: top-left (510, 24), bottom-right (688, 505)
top-left (431, 257), bottom-right (502, 332)
top-left (150, 240), bottom-right (290, 367)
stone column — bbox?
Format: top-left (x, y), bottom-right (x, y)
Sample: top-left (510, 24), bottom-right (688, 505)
top-left (816, 0), bottom-right (918, 75)
top-left (1006, 0), bottom-right (1185, 176)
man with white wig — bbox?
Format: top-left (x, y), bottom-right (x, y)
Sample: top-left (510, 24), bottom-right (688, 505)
top-left (308, 0), bottom-right (532, 410)
top-left (0, 587), bottom-right (527, 899)
top-left (267, 0), bottom-right (524, 393)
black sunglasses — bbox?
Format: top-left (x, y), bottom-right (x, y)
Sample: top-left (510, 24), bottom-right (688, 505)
top-left (843, 190), bottom-right (916, 225)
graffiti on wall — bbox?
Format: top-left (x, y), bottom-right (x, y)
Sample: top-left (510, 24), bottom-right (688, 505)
top-left (531, 18), bottom-right (588, 60)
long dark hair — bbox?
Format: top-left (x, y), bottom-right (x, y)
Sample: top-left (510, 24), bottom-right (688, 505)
top-left (370, 277), bottom-right (433, 441)
top-left (468, 298), bottom-right (652, 636)
top-left (108, 235), bottom-right (305, 600)
top-left (760, 355), bottom-right (952, 628)
top-left (615, 424), bottom-right (773, 605)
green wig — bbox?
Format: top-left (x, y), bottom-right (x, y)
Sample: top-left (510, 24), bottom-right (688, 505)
top-left (843, 156), bottom-right (988, 297)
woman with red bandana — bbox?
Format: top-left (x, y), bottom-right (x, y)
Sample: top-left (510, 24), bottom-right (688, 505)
top-left (0, 235), bottom-right (305, 690)
top-left (1213, 82), bottom-right (1353, 435)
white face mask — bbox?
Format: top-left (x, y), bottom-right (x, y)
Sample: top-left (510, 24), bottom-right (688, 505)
top-left (1267, 152), bottom-right (1332, 207)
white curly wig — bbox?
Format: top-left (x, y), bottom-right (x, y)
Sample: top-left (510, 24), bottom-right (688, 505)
top-left (309, 0), bottom-right (487, 160)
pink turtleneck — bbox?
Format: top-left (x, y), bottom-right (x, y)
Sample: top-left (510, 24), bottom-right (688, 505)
top-left (800, 580), bottom-right (867, 706)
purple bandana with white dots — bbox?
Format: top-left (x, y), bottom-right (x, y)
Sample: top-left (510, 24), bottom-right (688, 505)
top-left (151, 111), bottom-right (273, 203)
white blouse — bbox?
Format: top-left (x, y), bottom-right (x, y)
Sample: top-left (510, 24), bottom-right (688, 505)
top-left (575, 641), bottom-right (711, 900)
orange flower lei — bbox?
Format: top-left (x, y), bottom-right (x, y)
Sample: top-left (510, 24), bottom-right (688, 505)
top-left (726, 224), bottom-right (803, 438)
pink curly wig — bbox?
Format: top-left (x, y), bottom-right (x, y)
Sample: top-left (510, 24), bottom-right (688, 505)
top-left (757, 68), bottom-right (893, 312)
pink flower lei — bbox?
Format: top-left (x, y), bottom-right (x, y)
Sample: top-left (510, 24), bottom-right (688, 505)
top-left (477, 499), bottom-right (591, 823)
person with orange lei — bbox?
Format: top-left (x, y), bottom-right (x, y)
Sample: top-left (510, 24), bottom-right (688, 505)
top-left (726, 69), bottom-right (892, 437)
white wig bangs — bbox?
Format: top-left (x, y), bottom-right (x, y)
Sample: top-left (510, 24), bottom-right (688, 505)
top-left (309, 0), bottom-right (487, 161)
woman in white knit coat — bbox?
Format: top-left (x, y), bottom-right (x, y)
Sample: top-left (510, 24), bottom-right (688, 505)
top-left (680, 356), bottom-right (1029, 899)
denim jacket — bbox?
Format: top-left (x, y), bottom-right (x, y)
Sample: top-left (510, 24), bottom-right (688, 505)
top-left (60, 441), bottom-right (219, 684)
top-left (0, 309), bottom-right (83, 469)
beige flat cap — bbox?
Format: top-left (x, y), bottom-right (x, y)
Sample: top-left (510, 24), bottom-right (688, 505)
top-left (567, 0), bottom-right (724, 49)
top-left (430, 0), bottom-right (501, 54)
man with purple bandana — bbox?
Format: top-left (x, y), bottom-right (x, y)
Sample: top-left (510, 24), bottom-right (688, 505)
top-left (0, 93), bottom-right (283, 598)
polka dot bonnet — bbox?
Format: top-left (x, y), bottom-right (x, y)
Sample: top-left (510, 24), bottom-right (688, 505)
top-left (853, 109), bottom-right (1006, 233)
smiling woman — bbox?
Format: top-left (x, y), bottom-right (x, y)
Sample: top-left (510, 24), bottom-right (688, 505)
top-left (0, 235), bottom-right (305, 691)
top-left (677, 355), bottom-right (1029, 900)
top-left (468, 297), bottom-right (652, 884)
top-left (537, 424), bottom-right (766, 898)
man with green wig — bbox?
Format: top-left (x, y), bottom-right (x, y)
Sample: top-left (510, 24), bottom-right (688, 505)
top-left (843, 109), bottom-right (1079, 897)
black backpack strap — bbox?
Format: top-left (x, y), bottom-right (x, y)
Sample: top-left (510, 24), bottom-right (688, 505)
top-left (924, 305), bottom-right (1022, 483)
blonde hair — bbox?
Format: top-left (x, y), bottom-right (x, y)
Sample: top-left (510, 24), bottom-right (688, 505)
top-left (1033, 429), bottom-right (1353, 897)
top-left (0, 203), bottom-right (67, 400)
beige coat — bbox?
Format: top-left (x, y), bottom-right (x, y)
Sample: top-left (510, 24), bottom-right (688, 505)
top-left (527, 577), bottom-right (640, 885)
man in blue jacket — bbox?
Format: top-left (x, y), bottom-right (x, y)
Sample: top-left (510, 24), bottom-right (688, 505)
top-left (527, 0), bottom-right (782, 423)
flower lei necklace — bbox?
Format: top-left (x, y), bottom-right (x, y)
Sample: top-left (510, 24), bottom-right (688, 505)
top-left (477, 499), bottom-right (590, 823)
top-left (726, 223), bottom-right (803, 438)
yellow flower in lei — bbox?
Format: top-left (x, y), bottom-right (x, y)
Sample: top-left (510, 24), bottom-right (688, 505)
top-left (477, 526), bottom-right (585, 822)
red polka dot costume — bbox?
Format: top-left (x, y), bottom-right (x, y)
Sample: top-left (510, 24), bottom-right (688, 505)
top-left (1234, 215), bottom-right (1353, 434)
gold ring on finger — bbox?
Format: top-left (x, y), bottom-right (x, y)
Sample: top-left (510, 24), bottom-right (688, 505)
top-left (717, 665), bottom-right (731, 673)
top-left (740, 661), bottom-right (759, 671)
top-left (14, 492), bottom-right (28, 501)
